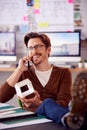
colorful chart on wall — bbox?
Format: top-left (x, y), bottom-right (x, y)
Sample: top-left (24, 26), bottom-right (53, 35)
top-left (34, 0), bottom-right (74, 31)
top-left (0, 0), bottom-right (28, 25)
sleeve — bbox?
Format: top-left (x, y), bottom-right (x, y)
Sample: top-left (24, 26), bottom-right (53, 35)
top-left (56, 68), bottom-right (72, 108)
top-left (0, 82), bottom-right (16, 103)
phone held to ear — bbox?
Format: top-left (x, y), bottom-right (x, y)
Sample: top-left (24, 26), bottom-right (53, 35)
top-left (28, 61), bottom-right (30, 69)
top-left (25, 61), bottom-right (33, 69)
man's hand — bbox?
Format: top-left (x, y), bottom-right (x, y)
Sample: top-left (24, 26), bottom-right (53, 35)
top-left (19, 90), bottom-right (42, 108)
top-left (18, 54), bottom-right (33, 72)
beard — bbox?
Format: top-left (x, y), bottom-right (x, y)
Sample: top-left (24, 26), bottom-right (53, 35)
top-left (32, 52), bottom-right (42, 65)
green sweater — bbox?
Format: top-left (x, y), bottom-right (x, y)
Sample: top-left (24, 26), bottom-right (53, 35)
top-left (0, 65), bottom-right (72, 110)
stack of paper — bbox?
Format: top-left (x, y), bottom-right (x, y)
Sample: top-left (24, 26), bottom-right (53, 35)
top-left (0, 103), bottom-right (52, 130)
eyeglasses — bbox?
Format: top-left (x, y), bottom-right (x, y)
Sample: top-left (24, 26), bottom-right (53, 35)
top-left (26, 44), bottom-right (46, 51)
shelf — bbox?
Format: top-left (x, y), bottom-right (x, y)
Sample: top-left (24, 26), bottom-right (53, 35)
top-left (0, 65), bottom-right (16, 72)
top-left (0, 66), bottom-right (87, 72)
top-left (70, 67), bottom-right (87, 72)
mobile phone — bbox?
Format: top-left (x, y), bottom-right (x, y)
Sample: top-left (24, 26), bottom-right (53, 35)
top-left (28, 61), bottom-right (30, 69)
top-left (24, 61), bottom-right (30, 69)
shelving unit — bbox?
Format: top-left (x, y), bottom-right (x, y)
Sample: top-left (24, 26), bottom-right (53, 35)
top-left (0, 66), bottom-right (87, 72)
top-left (0, 65), bottom-right (16, 72)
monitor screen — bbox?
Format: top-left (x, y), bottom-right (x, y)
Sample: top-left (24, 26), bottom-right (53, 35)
top-left (40, 31), bottom-right (81, 63)
top-left (0, 32), bottom-right (17, 62)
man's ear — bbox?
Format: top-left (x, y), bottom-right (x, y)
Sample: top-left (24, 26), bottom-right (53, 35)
top-left (47, 47), bottom-right (51, 56)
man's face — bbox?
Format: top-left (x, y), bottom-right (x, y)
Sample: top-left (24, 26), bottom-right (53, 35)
top-left (27, 38), bottom-right (51, 65)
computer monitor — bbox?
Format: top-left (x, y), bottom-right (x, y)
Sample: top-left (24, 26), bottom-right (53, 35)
top-left (0, 32), bottom-right (17, 63)
top-left (40, 31), bottom-right (81, 64)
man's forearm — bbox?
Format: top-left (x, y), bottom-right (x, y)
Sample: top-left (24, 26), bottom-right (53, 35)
top-left (6, 67), bottom-right (23, 87)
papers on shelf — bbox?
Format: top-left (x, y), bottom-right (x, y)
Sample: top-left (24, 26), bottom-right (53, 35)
top-left (0, 110), bottom-right (16, 116)
top-left (0, 103), bottom-right (52, 130)
top-left (0, 109), bottom-right (34, 119)
top-left (0, 106), bottom-right (20, 113)
top-left (0, 118), bottom-right (52, 130)
top-left (0, 103), bottom-right (10, 107)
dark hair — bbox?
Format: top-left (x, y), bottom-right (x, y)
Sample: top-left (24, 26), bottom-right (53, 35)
top-left (24, 32), bottom-right (51, 48)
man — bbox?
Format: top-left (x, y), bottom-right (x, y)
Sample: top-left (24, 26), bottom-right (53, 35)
top-left (0, 32), bottom-right (72, 124)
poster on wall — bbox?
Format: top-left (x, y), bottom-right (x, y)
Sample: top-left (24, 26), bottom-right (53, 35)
top-left (74, 0), bottom-right (82, 28)
top-left (0, 0), bottom-right (28, 25)
top-left (34, 0), bottom-right (74, 31)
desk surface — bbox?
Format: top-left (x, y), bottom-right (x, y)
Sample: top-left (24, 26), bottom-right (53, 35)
top-left (4, 122), bottom-right (87, 130)
top-left (0, 103), bottom-right (71, 130)
top-left (4, 122), bottom-right (72, 130)
top-left (0, 105), bottom-right (86, 130)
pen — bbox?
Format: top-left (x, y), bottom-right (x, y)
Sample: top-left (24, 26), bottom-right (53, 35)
top-left (28, 61), bottom-right (30, 69)
top-left (18, 99), bottom-right (23, 109)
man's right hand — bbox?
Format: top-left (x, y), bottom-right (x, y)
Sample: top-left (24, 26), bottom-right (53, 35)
top-left (18, 55), bottom-right (33, 72)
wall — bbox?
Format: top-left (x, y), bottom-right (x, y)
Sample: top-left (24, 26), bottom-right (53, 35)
top-left (81, 0), bottom-right (87, 39)
top-left (0, 0), bottom-right (87, 37)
